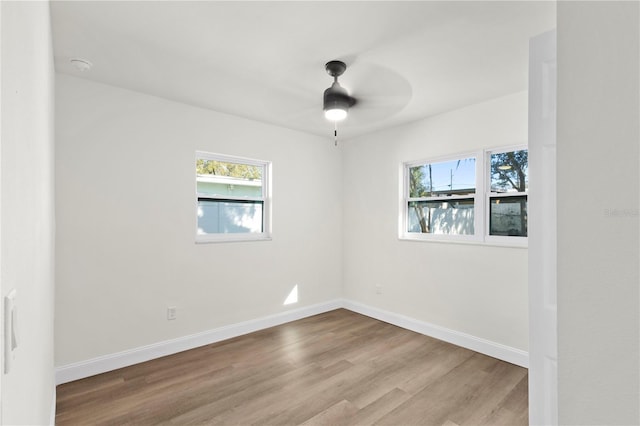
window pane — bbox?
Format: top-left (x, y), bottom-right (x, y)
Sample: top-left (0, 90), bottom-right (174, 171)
top-left (490, 196), bottom-right (528, 237)
top-left (197, 199), bottom-right (263, 234)
top-left (407, 199), bottom-right (474, 235)
top-left (196, 159), bottom-right (263, 197)
top-left (490, 150), bottom-right (528, 193)
top-left (409, 157), bottom-right (476, 198)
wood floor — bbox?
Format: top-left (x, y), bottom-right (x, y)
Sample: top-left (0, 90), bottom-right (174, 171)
top-left (56, 309), bottom-right (528, 425)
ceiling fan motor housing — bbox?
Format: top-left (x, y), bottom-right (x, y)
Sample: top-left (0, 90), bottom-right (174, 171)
top-left (323, 81), bottom-right (355, 112)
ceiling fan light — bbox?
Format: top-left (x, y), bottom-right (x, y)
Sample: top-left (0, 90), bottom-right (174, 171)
top-left (324, 108), bottom-right (348, 121)
top-left (323, 81), bottom-right (352, 122)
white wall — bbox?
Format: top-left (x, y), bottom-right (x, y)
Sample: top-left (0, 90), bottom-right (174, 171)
top-left (342, 92), bottom-right (529, 351)
top-left (1, 1), bottom-right (56, 424)
top-left (557, 2), bottom-right (639, 424)
top-left (55, 74), bottom-right (343, 366)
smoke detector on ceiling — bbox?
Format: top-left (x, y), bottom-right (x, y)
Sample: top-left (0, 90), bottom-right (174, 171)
top-left (70, 58), bottom-right (93, 72)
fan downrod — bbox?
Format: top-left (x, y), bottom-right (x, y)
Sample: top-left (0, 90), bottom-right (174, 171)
top-left (325, 60), bottom-right (347, 78)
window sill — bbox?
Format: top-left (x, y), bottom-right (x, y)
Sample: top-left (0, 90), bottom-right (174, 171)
top-left (399, 234), bottom-right (527, 249)
top-left (196, 234), bottom-right (272, 244)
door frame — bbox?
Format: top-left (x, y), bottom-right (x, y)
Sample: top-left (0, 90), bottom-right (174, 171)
top-left (528, 29), bottom-right (558, 426)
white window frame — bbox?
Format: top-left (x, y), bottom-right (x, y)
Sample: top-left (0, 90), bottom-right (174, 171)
top-left (485, 145), bottom-right (528, 247)
top-left (401, 151), bottom-right (484, 243)
top-left (195, 151), bottom-right (272, 243)
top-left (400, 146), bottom-right (528, 247)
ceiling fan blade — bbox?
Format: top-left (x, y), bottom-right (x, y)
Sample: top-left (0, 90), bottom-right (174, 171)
top-left (344, 62), bottom-right (413, 124)
top-left (257, 59), bottom-right (412, 136)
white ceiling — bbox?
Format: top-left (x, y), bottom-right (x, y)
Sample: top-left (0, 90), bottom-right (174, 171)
top-left (51, 1), bottom-right (556, 141)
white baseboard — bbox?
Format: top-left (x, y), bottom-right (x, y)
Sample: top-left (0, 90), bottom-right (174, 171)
top-left (342, 299), bottom-right (529, 368)
top-left (56, 298), bottom-right (528, 385)
top-left (55, 299), bottom-right (342, 385)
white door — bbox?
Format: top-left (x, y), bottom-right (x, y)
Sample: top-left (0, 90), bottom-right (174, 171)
top-left (528, 29), bottom-right (557, 426)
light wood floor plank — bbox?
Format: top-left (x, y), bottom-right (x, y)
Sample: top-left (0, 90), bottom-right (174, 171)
top-left (300, 399), bottom-right (359, 425)
top-left (349, 387), bottom-right (412, 425)
top-left (56, 309), bottom-right (528, 425)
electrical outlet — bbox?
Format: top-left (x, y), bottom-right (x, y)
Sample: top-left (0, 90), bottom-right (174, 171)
top-left (167, 306), bottom-right (177, 320)
top-left (376, 285), bottom-right (382, 295)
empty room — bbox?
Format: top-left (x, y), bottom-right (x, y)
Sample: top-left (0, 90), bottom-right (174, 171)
top-left (1, 1), bottom-right (639, 425)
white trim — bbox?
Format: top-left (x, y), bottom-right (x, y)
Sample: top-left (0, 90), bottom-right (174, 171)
top-left (403, 150), bottom-right (480, 171)
top-left (49, 386), bottom-right (56, 425)
top-left (400, 232), bottom-right (479, 244)
top-left (528, 28), bottom-right (557, 426)
top-left (195, 232), bottom-right (272, 244)
top-left (484, 145), bottom-right (529, 247)
top-left (195, 151), bottom-right (272, 243)
top-left (55, 299), bottom-right (342, 385)
top-left (399, 235), bottom-right (528, 249)
top-left (401, 151), bottom-right (481, 243)
top-left (342, 300), bottom-right (529, 368)
top-left (55, 299), bottom-right (528, 386)
top-left (195, 151), bottom-right (269, 168)
top-left (196, 193), bottom-right (264, 202)
top-left (196, 174), bottom-right (263, 187)
top-left (400, 146), bottom-right (530, 248)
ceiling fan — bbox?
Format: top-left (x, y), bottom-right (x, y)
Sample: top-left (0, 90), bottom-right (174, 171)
top-left (319, 59), bottom-right (412, 145)
top-left (323, 60), bottom-right (356, 122)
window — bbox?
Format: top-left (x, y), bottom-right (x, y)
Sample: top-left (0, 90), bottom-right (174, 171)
top-left (405, 154), bottom-right (481, 241)
top-left (196, 152), bottom-right (271, 243)
top-left (402, 146), bottom-right (528, 245)
top-left (487, 148), bottom-right (528, 239)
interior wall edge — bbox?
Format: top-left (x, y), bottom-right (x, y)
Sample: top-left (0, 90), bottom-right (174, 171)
top-left (49, 387), bottom-right (56, 426)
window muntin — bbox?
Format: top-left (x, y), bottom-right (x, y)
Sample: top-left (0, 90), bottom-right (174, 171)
top-left (405, 155), bottom-right (479, 240)
top-left (196, 152), bottom-right (271, 242)
top-left (487, 148), bottom-right (528, 239)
